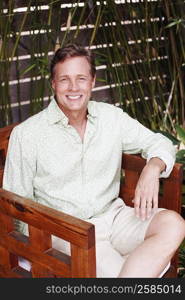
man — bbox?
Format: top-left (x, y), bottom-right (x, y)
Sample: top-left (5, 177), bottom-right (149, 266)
top-left (3, 44), bottom-right (185, 278)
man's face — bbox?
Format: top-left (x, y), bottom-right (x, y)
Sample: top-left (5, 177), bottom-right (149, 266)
top-left (52, 56), bottom-right (96, 115)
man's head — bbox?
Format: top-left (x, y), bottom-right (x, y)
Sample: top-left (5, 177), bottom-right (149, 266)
top-left (50, 44), bottom-right (96, 116)
top-left (50, 44), bottom-right (96, 80)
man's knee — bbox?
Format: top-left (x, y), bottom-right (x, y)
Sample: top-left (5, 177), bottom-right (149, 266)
top-left (146, 209), bottom-right (185, 241)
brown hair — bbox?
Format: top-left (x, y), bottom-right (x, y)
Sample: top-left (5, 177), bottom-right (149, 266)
top-left (50, 44), bottom-right (96, 79)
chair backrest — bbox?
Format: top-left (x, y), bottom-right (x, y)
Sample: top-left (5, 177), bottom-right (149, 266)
top-left (0, 124), bottom-right (18, 187)
top-left (119, 153), bottom-right (183, 213)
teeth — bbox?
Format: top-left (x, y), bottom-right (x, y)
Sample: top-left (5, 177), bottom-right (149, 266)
top-left (67, 95), bottom-right (81, 99)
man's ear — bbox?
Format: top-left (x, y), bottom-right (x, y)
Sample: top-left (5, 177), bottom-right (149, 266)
top-left (51, 79), bottom-right (55, 91)
top-left (92, 75), bottom-right (96, 88)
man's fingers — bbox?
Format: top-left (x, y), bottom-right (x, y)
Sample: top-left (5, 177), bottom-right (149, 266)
top-left (134, 179), bottom-right (159, 221)
top-left (133, 194), bottom-right (140, 218)
top-left (146, 199), bottom-right (153, 219)
top-left (140, 196), bottom-right (147, 220)
top-left (152, 190), bottom-right (159, 212)
top-left (152, 180), bottom-right (159, 213)
top-left (134, 194), bottom-right (154, 221)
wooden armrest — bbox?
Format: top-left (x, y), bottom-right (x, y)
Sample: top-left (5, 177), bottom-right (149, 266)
top-left (0, 188), bottom-right (94, 249)
top-left (0, 188), bottom-right (96, 278)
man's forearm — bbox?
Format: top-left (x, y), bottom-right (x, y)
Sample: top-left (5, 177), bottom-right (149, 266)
top-left (147, 157), bottom-right (166, 175)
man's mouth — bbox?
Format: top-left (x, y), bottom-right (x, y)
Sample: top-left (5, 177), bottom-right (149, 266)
top-left (66, 95), bottom-right (82, 100)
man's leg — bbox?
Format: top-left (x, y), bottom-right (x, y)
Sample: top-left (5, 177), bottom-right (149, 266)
top-left (118, 210), bottom-right (185, 277)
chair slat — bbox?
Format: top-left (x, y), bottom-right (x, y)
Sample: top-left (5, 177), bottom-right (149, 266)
top-left (71, 244), bottom-right (96, 278)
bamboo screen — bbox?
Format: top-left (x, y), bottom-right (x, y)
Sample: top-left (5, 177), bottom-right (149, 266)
top-left (0, 0), bottom-right (184, 129)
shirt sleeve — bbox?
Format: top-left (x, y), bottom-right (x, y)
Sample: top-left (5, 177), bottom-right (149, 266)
top-left (3, 125), bottom-right (36, 199)
top-left (120, 111), bottom-right (176, 178)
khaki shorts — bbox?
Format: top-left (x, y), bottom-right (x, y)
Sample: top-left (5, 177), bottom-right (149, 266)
top-left (52, 198), bottom-right (166, 277)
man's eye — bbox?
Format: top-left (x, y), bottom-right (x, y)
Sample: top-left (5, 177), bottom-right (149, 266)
top-left (79, 77), bottom-right (86, 81)
top-left (58, 78), bottom-right (68, 82)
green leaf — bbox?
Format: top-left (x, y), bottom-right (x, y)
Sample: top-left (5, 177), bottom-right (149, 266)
top-left (175, 125), bottom-right (185, 145)
top-left (96, 77), bottom-right (107, 83)
top-left (176, 149), bottom-right (185, 160)
top-left (165, 19), bottom-right (184, 28)
top-left (20, 63), bottom-right (36, 76)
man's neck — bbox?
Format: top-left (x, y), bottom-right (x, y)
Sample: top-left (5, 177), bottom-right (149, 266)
top-left (68, 110), bottom-right (87, 128)
top-left (69, 112), bottom-right (87, 141)
top-left (58, 103), bottom-right (88, 141)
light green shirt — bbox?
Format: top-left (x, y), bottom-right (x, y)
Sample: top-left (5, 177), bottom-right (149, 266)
top-left (3, 99), bottom-right (176, 221)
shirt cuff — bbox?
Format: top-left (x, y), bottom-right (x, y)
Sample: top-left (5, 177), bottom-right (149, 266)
top-left (145, 151), bottom-right (176, 178)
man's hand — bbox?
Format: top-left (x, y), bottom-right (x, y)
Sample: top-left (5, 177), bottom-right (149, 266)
top-left (133, 157), bottom-right (166, 221)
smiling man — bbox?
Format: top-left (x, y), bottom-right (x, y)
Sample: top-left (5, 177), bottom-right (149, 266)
top-left (51, 53), bottom-right (95, 141)
top-left (3, 44), bottom-right (185, 278)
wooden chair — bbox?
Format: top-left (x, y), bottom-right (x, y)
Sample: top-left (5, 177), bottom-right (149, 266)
top-left (0, 123), bottom-right (183, 278)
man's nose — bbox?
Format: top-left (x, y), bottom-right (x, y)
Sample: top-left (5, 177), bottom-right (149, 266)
top-left (68, 79), bottom-right (79, 91)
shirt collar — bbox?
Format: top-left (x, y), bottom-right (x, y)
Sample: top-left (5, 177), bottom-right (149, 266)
top-left (47, 98), bottom-right (97, 126)
top-left (47, 98), bottom-right (69, 126)
top-left (87, 100), bottom-right (98, 119)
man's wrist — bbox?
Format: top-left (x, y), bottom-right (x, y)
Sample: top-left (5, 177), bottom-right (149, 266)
top-left (147, 157), bottom-right (166, 174)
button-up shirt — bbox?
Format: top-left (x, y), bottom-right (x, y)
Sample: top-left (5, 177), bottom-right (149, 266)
top-left (3, 99), bottom-right (176, 221)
